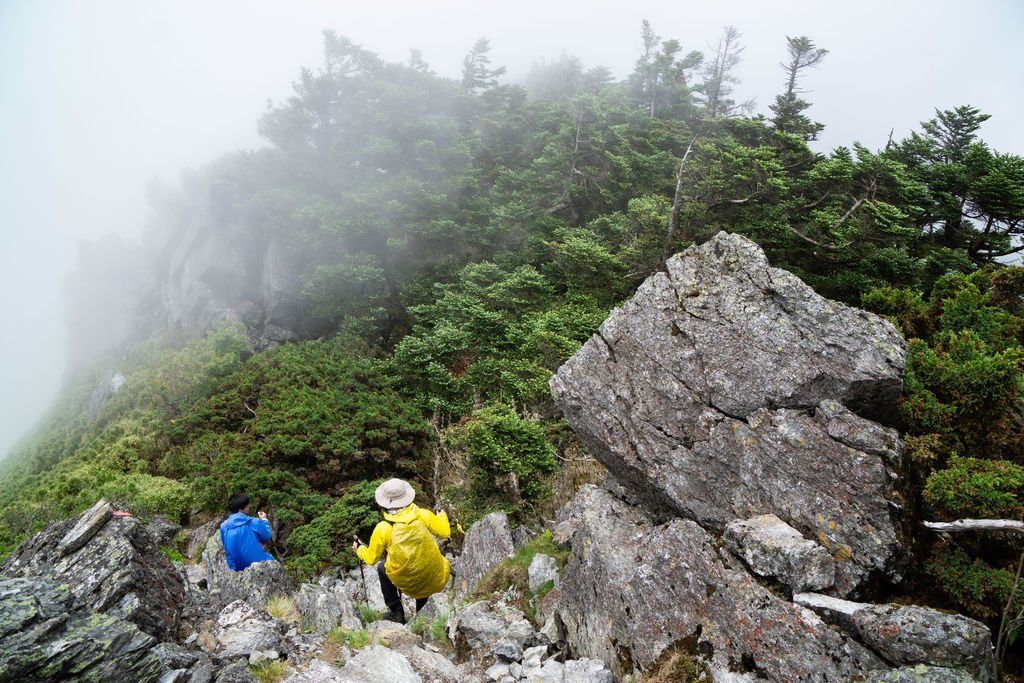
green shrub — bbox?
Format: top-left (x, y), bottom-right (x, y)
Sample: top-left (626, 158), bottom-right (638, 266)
top-left (861, 286), bottom-right (934, 340)
top-left (926, 544), bottom-right (1021, 621)
top-left (445, 404), bottom-right (557, 523)
top-left (902, 332), bottom-right (1024, 460)
top-left (284, 480), bottom-right (384, 578)
top-left (160, 546), bottom-right (184, 563)
top-left (924, 456), bottom-right (1024, 520)
top-left (98, 473), bottom-right (193, 522)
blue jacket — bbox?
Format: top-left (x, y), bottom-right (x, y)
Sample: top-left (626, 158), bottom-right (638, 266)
top-left (220, 512), bottom-right (274, 571)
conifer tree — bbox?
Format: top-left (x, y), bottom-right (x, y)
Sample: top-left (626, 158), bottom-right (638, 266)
top-left (769, 36), bottom-right (828, 140)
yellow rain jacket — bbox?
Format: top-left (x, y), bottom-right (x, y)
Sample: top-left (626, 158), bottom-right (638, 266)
top-left (356, 503), bottom-right (451, 599)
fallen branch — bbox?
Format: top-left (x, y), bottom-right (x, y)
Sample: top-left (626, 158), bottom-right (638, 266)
top-left (924, 519), bottom-right (1024, 534)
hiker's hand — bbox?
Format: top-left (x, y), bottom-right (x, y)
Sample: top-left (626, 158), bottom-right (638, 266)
top-left (351, 540), bottom-right (360, 554)
top-left (258, 511), bottom-right (268, 521)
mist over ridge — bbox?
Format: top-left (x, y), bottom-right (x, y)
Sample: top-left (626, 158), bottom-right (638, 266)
top-left (1, 0), bottom-right (1022, 459)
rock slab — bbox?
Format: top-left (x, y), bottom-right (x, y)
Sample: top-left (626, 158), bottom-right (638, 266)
top-left (553, 485), bottom-right (884, 681)
top-left (550, 232), bottom-right (907, 594)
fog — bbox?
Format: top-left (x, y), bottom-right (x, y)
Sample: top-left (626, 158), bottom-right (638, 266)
top-left (1, 0), bottom-right (1022, 459)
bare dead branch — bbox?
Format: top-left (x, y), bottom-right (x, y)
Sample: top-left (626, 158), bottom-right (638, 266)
top-left (786, 224), bottom-right (848, 251)
top-left (831, 197), bottom-right (866, 231)
top-left (924, 519), bottom-right (1024, 534)
top-left (663, 135), bottom-right (699, 261)
top-left (801, 191), bottom-right (832, 210)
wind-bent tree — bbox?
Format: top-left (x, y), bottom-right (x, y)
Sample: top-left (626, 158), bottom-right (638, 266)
top-left (461, 38), bottom-right (507, 94)
top-left (700, 25), bottom-right (752, 119)
top-left (770, 35), bottom-right (828, 141)
top-left (629, 20), bottom-right (703, 119)
top-left (893, 106), bottom-right (1024, 264)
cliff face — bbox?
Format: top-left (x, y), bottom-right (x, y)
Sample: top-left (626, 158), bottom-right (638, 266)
top-left (155, 205), bottom-right (322, 347)
top-left (548, 233), bottom-right (992, 680)
top-left (64, 168), bottom-right (334, 376)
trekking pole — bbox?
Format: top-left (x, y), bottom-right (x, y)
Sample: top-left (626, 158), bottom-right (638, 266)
top-left (352, 534), bottom-right (369, 606)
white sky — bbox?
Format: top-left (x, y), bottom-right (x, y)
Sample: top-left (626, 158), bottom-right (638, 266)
top-left (1, 0), bottom-right (1022, 458)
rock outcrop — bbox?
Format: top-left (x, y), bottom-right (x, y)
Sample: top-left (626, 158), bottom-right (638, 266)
top-left (454, 511), bottom-right (515, 600)
top-left (1, 499), bottom-right (185, 639)
top-left (553, 485), bottom-right (884, 680)
top-left (547, 233), bottom-right (991, 680)
top-left (723, 513), bottom-right (835, 593)
top-left (0, 577), bottom-right (162, 681)
top-left (550, 232), bottom-right (907, 594)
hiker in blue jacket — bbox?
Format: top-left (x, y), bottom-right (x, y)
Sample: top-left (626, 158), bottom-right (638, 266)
top-left (220, 492), bottom-right (275, 571)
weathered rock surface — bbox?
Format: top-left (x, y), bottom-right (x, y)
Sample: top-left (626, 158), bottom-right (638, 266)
top-left (455, 511), bottom-right (515, 600)
top-left (527, 658), bottom-right (614, 683)
top-left (56, 498), bottom-right (113, 556)
top-left (337, 644), bottom-right (421, 682)
top-left (293, 578), bottom-right (362, 633)
top-left (554, 485), bottom-right (884, 681)
top-left (152, 641), bottom-right (214, 682)
top-left (0, 576), bottom-right (162, 681)
top-left (157, 198), bottom-right (325, 347)
top-left (206, 600), bottom-right (284, 661)
top-left (527, 553), bottom-right (559, 593)
top-left (187, 518), bottom-right (224, 561)
top-left (147, 515), bottom-right (184, 550)
top-left (852, 604), bottom-right (993, 682)
top-left (202, 529), bottom-right (292, 609)
top-left (723, 514), bottom-right (835, 593)
top-left (864, 666), bottom-right (983, 682)
top-left (550, 232), bottom-right (907, 594)
top-left (794, 594), bottom-right (994, 680)
top-left (1, 500), bottom-right (185, 639)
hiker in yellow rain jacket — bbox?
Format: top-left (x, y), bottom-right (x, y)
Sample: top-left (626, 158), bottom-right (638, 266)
top-left (352, 478), bottom-right (451, 623)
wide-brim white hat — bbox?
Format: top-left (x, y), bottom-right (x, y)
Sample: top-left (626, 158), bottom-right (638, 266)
top-left (375, 478), bottom-right (415, 508)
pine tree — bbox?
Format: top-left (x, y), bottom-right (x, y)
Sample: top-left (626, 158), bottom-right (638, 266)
top-left (769, 36), bottom-right (828, 140)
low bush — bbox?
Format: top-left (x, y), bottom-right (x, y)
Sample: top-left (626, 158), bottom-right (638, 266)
top-left (924, 456), bottom-right (1024, 520)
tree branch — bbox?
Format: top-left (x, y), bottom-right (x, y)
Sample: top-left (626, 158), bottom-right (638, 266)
top-left (924, 519), bottom-right (1024, 534)
top-left (663, 135), bottom-right (699, 261)
top-left (785, 224), bottom-right (848, 251)
top-left (801, 190), bottom-right (832, 210)
top-left (831, 196), bottom-right (866, 231)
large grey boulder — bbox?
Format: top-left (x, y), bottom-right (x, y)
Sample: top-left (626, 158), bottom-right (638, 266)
top-left (527, 554), bottom-right (559, 593)
top-left (455, 511), bottom-right (515, 600)
top-left (337, 644), bottom-right (421, 682)
top-left (1, 500), bottom-right (185, 639)
top-left (527, 658), bottom-right (614, 683)
top-left (0, 577), bottom-right (162, 681)
top-left (554, 485), bottom-right (884, 681)
top-left (550, 232), bottom-right (906, 594)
